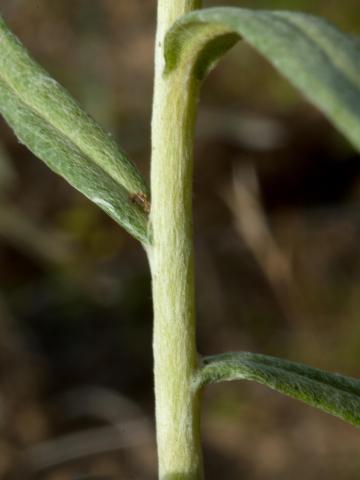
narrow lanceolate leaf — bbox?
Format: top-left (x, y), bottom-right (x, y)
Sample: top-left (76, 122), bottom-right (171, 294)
top-left (196, 352), bottom-right (360, 428)
top-left (0, 15), bottom-right (150, 244)
top-left (165, 8), bottom-right (360, 153)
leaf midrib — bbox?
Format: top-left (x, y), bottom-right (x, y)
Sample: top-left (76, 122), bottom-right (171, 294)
top-left (271, 11), bottom-right (360, 88)
top-left (266, 11), bottom-right (360, 95)
top-left (0, 72), bottom-right (115, 189)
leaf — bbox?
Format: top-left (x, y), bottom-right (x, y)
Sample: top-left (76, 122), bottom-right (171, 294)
top-left (196, 352), bottom-right (360, 428)
top-left (0, 15), bottom-right (150, 244)
top-left (165, 7), bottom-right (360, 152)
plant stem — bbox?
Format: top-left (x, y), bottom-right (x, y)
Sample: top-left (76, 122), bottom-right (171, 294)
top-left (149, 1), bottom-right (203, 479)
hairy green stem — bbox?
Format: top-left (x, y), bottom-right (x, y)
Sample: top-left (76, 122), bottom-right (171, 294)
top-left (149, 1), bottom-right (203, 479)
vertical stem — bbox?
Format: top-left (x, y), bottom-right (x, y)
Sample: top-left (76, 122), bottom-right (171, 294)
top-left (149, 1), bottom-right (203, 479)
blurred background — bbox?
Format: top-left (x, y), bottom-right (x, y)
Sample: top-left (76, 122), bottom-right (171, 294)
top-left (0, 0), bottom-right (360, 479)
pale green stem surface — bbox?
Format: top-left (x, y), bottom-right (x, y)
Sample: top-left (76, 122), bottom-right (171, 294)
top-left (149, 1), bottom-right (203, 479)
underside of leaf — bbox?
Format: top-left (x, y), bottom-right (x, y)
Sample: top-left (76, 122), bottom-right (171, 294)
top-left (196, 352), bottom-right (360, 428)
top-left (165, 7), bottom-right (360, 152)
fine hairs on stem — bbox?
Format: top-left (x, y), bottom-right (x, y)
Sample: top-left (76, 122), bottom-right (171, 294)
top-left (150, 0), bottom-right (204, 477)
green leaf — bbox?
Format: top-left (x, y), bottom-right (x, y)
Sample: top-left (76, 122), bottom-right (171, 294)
top-left (165, 7), bottom-right (360, 152)
top-left (196, 352), bottom-right (360, 428)
top-left (0, 15), bottom-right (150, 244)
